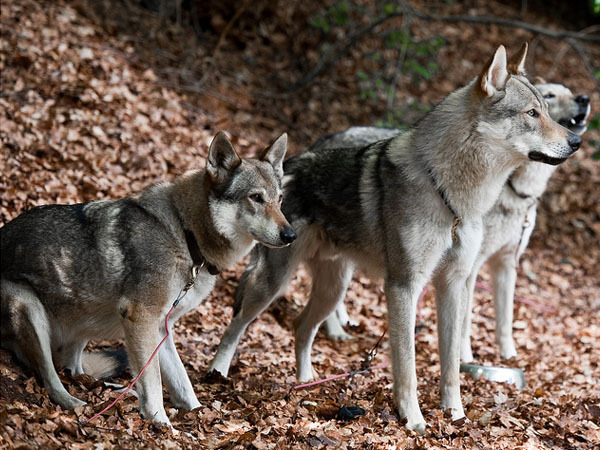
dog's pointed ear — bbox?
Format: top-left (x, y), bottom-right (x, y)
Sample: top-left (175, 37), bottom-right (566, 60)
top-left (533, 76), bottom-right (546, 85)
top-left (479, 45), bottom-right (509, 98)
top-left (261, 133), bottom-right (287, 178)
top-left (507, 42), bottom-right (528, 76)
top-left (206, 132), bottom-right (241, 182)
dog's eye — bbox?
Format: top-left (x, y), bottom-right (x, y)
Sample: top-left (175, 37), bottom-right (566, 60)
top-left (543, 93), bottom-right (555, 99)
top-left (278, 194), bottom-right (283, 204)
top-left (249, 194), bottom-right (264, 203)
top-left (526, 109), bottom-right (539, 118)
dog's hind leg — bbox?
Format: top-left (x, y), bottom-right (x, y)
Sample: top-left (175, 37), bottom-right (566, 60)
top-left (460, 258), bottom-right (484, 363)
top-left (294, 257), bottom-right (353, 382)
top-left (488, 249), bottom-right (518, 359)
top-left (334, 296), bottom-right (359, 327)
top-left (1, 282), bottom-right (85, 409)
top-left (322, 264), bottom-right (354, 340)
top-left (209, 245), bottom-right (301, 377)
top-left (159, 331), bottom-right (201, 411)
top-left (55, 340), bottom-right (88, 376)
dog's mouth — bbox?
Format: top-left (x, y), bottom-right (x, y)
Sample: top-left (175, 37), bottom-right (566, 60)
top-left (558, 105), bottom-right (591, 134)
top-left (259, 241), bottom-right (291, 249)
top-left (252, 235), bottom-right (291, 249)
top-left (527, 151), bottom-right (568, 166)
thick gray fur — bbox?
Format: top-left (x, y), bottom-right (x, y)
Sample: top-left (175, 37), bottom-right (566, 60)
top-left (209, 46), bottom-right (582, 433)
top-left (317, 81), bottom-right (590, 361)
top-left (1, 132), bottom-right (294, 428)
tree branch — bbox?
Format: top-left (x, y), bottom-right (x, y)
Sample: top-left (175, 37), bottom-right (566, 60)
top-left (288, 5), bottom-right (599, 91)
top-left (408, 8), bottom-right (600, 43)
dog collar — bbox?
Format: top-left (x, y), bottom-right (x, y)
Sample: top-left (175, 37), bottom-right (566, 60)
top-left (507, 177), bottom-right (538, 201)
top-left (184, 229), bottom-right (221, 276)
top-left (426, 167), bottom-right (461, 243)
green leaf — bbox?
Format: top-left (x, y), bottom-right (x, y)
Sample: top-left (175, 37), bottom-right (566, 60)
top-left (588, 113), bottom-right (600, 131)
top-left (310, 15), bottom-right (330, 32)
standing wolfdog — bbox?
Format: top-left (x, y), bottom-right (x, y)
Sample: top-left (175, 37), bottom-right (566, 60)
top-left (1, 132), bottom-right (295, 426)
top-left (314, 81), bottom-right (591, 360)
top-left (209, 44), bottom-right (581, 433)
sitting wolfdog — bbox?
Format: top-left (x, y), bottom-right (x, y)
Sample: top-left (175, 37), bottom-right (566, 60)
top-left (1, 132), bottom-right (295, 426)
top-left (317, 80), bottom-right (590, 362)
top-left (209, 44), bottom-right (582, 433)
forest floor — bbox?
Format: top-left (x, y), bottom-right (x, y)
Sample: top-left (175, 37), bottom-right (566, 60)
top-left (1, 0), bottom-right (599, 448)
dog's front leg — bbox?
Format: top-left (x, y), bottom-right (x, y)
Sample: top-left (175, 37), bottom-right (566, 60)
top-left (433, 220), bottom-right (482, 423)
top-left (385, 279), bottom-right (427, 434)
top-left (159, 332), bottom-right (201, 410)
top-left (121, 303), bottom-right (169, 426)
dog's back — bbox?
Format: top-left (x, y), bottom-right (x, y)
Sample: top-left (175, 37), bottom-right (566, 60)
top-left (1, 194), bottom-right (175, 312)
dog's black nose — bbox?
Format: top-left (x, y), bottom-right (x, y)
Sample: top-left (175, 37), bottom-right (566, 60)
top-left (575, 94), bottom-right (589, 106)
top-left (280, 227), bottom-right (296, 244)
top-left (567, 133), bottom-right (582, 151)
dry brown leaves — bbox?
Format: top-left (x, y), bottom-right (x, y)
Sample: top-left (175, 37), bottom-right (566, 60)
top-left (1, 0), bottom-right (599, 449)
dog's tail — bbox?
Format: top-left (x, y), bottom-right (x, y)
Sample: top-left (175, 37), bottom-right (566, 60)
top-left (82, 349), bottom-right (128, 379)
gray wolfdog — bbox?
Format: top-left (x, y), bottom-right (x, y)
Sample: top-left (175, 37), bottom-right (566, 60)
top-left (317, 80), bottom-right (591, 362)
top-left (209, 44), bottom-right (582, 433)
top-left (0, 132), bottom-right (295, 426)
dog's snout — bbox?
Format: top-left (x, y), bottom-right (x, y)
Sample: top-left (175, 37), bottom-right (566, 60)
top-left (575, 94), bottom-right (590, 106)
top-left (567, 133), bottom-right (582, 152)
top-left (280, 227), bottom-right (296, 244)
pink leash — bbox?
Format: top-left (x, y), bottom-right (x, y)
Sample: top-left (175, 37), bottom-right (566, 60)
top-left (293, 327), bottom-right (389, 390)
top-left (292, 278), bottom-right (554, 390)
top-left (474, 281), bottom-right (555, 313)
top-left (82, 303), bottom-right (177, 424)
top-left (292, 362), bottom-right (390, 390)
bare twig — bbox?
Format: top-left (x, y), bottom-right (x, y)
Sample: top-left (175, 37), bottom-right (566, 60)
top-left (565, 38), bottom-right (598, 84)
top-left (408, 7), bottom-right (600, 43)
top-left (289, 4), bottom-right (599, 91)
top-left (386, 22), bottom-right (411, 112)
top-left (288, 11), bottom-right (403, 90)
top-left (198, 0), bottom-right (251, 86)
top-left (212, 0), bottom-right (251, 59)
top-left (545, 41), bottom-right (571, 80)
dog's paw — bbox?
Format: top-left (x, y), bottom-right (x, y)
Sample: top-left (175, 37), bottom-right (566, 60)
top-left (406, 419), bottom-right (428, 435)
top-left (460, 345), bottom-right (474, 363)
top-left (327, 328), bottom-right (353, 341)
top-left (175, 398), bottom-right (201, 411)
top-left (207, 360), bottom-right (230, 378)
top-left (55, 392), bottom-right (86, 410)
top-left (296, 365), bottom-right (318, 384)
top-left (141, 407), bottom-right (171, 428)
top-left (442, 405), bottom-right (466, 424)
top-left (499, 339), bottom-right (517, 359)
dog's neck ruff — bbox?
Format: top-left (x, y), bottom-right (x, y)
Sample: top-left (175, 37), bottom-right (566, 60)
top-left (184, 229), bottom-right (221, 276)
top-left (426, 166), bottom-right (461, 243)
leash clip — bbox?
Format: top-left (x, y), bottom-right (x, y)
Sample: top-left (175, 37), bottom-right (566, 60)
top-left (183, 264), bottom-right (201, 292)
